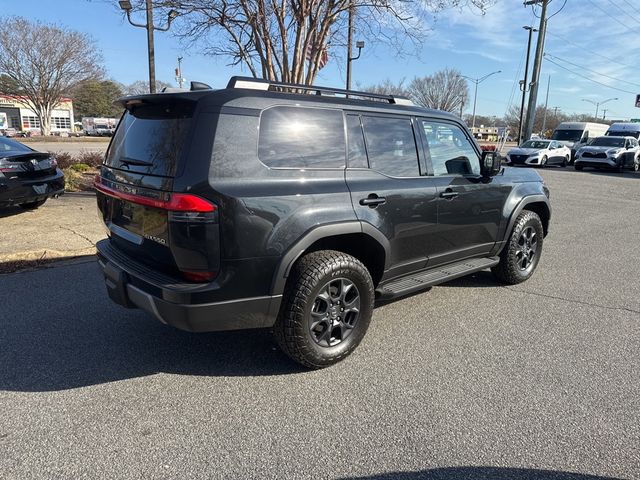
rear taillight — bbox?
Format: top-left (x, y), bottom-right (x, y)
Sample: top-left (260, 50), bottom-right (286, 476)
top-left (94, 176), bottom-right (216, 214)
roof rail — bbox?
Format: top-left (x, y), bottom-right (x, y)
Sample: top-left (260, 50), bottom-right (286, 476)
top-left (226, 76), bottom-right (414, 106)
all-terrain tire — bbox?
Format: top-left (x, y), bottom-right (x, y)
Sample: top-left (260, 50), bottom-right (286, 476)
top-left (19, 199), bottom-right (47, 210)
top-left (491, 210), bottom-right (544, 285)
top-left (274, 250), bottom-right (374, 369)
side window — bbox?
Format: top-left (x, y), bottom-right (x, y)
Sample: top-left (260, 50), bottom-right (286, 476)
top-left (346, 114), bottom-right (368, 168)
top-left (420, 120), bottom-right (480, 176)
top-left (258, 106), bottom-right (345, 168)
top-left (361, 116), bottom-right (420, 177)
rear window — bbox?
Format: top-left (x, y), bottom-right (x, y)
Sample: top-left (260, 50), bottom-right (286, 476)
top-left (105, 102), bottom-right (194, 177)
top-left (0, 137), bottom-right (31, 156)
top-left (258, 106), bottom-right (345, 168)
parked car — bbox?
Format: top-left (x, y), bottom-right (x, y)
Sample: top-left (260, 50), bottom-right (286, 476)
top-left (95, 76), bottom-right (551, 368)
top-left (574, 136), bottom-right (640, 172)
top-left (2, 127), bottom-right (18, 137)
top-left (0, 137), bottom-right (65, 209)
top-left (505, 139), bottom-right (571, 167)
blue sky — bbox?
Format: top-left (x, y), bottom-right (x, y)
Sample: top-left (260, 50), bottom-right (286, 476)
top-left (4, 0), bottom-right (640, 122)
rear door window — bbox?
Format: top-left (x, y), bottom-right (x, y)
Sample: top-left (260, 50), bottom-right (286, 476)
top-left (361, 116), bottom-right (420, 177)
top-left (105, 102), bottom-right (194, 177)
top-left (258, 106), bottom-right (345, 168)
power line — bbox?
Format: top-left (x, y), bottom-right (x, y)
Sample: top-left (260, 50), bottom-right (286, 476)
top-left (546, 31), bottom-right (637, 70)
top-left (545, 53), bottom-right (640, 88)
top-left (585, 0), bottom-right (635, 30)
top-left (604, 0), bottom-right (640, 24)
top-left (543, 57), bottom-right (637, 95)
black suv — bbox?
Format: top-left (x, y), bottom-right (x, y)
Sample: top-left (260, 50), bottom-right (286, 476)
top-left (95, 77), bottom-right (551, 368)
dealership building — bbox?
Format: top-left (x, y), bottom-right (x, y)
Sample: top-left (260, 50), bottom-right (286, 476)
top-left (0, 94), bottom-right (75, 134)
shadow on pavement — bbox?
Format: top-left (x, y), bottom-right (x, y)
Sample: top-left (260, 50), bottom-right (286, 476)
top-left (0, 262), bottom-right (305, 392)
top-left (441, 270), bottom-right (502, 289)
top-left (0, 206), bottom-right (30, 219)
top-left (339, 466), bottom-right (622, 480)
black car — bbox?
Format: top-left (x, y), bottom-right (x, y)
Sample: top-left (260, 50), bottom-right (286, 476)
top-left (0, 137), bottom-right (65, 209)
top-left (95, 76), bottom-right (551, 368)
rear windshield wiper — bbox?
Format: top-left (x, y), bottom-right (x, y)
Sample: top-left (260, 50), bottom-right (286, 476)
top-left (119, 157), bottom-right (154, 167)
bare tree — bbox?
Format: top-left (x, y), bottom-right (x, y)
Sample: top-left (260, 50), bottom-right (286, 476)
top-left (0, 17), bottom-right (104, 135)
top-left (357, 78), bottom-right (410, 97)
top-left (408, 68), bottom-right (468, 114)
top-left (123, 80), bottom-right (175, 95)
top-left (141, 0), bottom-right (492, 85)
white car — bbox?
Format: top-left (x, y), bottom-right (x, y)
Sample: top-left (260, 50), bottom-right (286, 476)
top-left (505, 139), bottom-right (572, 167)
top-left (574, 136), bottom-right (640, 172)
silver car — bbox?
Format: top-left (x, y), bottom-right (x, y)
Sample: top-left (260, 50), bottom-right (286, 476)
top-left (505, 139), bottom-right (571, 167)
top-left (574, 136), bottom-right (640, 172)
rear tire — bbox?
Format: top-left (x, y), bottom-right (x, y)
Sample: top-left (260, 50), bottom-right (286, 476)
top-left (19, 199), bottom-right (47, 210)
top-left (274, 250), bottom-right (374, 369)
top-left (492, 210), bottom-right (544, 285)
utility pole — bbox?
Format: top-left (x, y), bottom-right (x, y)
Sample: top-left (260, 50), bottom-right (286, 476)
top-left (540, 75), bottom-right (551, 136)
top-left (175, 56), bottom-right (185, 88)
top-left (518, 25), bottom-right (537, 143)
top-left (523, 0), bottom-right (549, 141)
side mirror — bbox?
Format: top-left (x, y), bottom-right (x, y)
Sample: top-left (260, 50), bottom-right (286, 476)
top-left (481, 151), bottom-right (501, 177)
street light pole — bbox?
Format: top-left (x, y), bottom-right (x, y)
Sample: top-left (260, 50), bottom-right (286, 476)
top-left (345, 2), bottom-right (364, 91)
top-left (119, 0), bottom-right (179, 93)
top-left (460, 70), bottom-right (501, 129)
top-left (518, 25), bottom-right (537, 143)
top-left (582, 97), bottom-right (618, 121)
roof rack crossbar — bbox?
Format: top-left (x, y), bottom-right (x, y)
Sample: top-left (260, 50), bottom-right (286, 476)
top-left (226, 76), bottom-right (413, 106)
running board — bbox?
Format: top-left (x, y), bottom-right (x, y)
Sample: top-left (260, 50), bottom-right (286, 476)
top-left (376, 257), bottom-right (499, 300)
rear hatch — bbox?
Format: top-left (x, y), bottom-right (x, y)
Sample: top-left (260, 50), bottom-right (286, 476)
top-left (96, 96), bottom-right (220, 282)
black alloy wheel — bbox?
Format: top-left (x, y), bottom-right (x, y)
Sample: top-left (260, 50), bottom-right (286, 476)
top-left (309, 278), bottom-right (360, 347)
top-left (515, 226), bottom-right (538, 273)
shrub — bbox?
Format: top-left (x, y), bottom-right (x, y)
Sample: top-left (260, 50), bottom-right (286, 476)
top-left (76, 151), bottom-right (104, 168)
top-left (68, 163), bottom-right (91, 172)
top-left (50, 151), bottom-right (74, 169)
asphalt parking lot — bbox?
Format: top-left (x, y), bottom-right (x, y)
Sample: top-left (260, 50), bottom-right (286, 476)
top-left (1, 167), bottom-right (638, 479)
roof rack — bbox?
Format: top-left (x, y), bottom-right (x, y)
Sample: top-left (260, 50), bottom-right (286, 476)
top-left (226, 76), bottom-right (414, 106)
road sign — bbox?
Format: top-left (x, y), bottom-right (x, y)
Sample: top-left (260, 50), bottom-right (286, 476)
top-left (636, 94), bottom-right (640, 108)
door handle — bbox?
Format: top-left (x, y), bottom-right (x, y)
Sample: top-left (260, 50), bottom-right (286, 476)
top-left (359, 194), bottom-right (387, 208)
top-left (439, 189), bottom-right (459, 199)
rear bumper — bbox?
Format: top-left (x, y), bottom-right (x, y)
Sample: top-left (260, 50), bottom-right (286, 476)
top-left (0, 169), bottom-right (65, 206)
top-left (96, 239), bottom-right (281, 332)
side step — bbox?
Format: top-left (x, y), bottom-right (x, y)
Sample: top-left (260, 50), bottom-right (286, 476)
top-left (376, 257), bottom-right (499, 300)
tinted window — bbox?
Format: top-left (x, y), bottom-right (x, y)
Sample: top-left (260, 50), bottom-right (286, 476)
top-left (591, 137), bottom-right (624, 147)
top-left (258, 106), bottom-right (345, 168)
top-left (105, 102), bottom-right (193, 177)
top-left (362, 116), bottom-right (419, 177)
top-left (0, 137), bottom-right (31, 155)
top-left (551, 129), bottom-right (582, 142)
top-left (346, 115), bottom-right (368, 168)
top-left (421, 120), bottom-right (480, 176)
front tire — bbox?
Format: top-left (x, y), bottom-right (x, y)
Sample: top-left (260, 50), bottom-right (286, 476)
top-left (492, 210), bottom-right (544, 285)
top-left (274, 250), bottom-right (374, 369)
top-left (562, 155), bottom-right (569, 167)
top-left (540, 155), bottom-right (547, 168)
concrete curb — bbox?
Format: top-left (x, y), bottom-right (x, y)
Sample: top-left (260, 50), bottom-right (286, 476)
top-left (0, 247), bottom-right (96, 264)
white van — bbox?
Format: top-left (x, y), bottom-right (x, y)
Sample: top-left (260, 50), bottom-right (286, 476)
top-left (605, 122), bottom-right (640, 139)
top-left (551, 122), bottom-right (609, 161)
